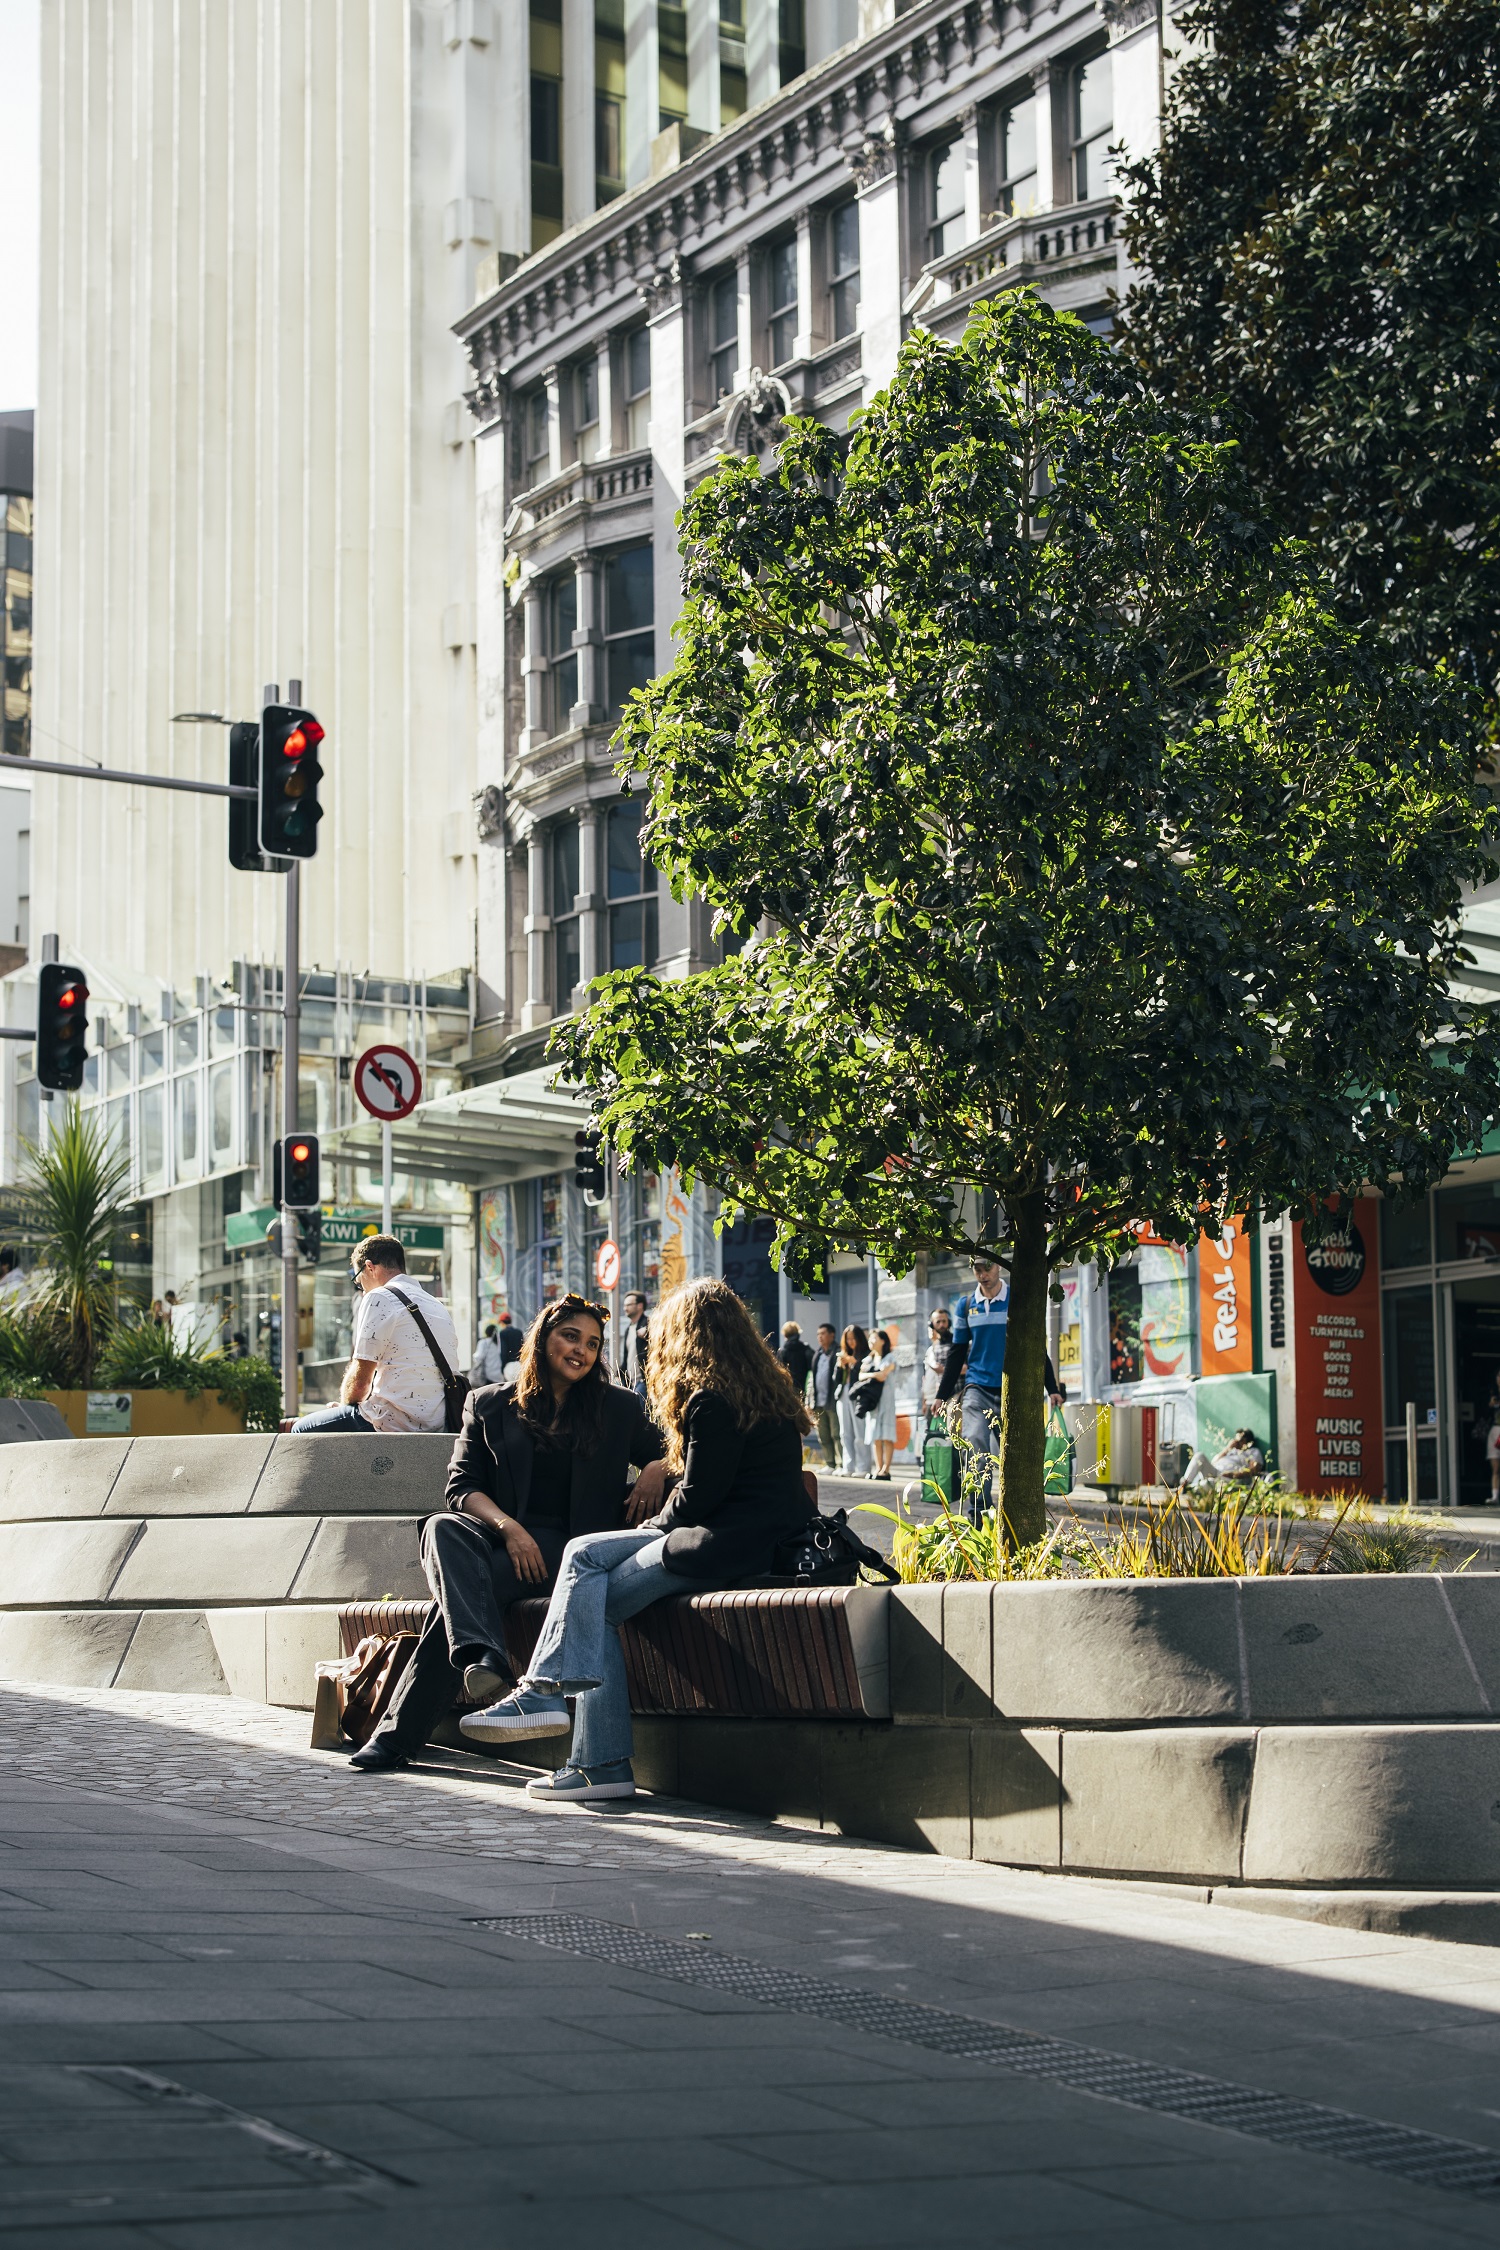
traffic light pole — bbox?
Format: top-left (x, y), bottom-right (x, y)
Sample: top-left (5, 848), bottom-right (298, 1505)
top-left (281, 855), bottom-right (300, 1424)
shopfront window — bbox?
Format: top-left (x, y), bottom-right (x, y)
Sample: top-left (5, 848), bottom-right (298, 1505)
top-left (1435, 1180), bottom-right (1500, 1266)
top-left (1381, 1193), bottom-right (1432, 1272)
top-left (1106, 1244), bottom-right (1192, 1386)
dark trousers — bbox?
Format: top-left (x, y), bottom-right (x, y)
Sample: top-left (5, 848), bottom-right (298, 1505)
top-left (375, 1512), bottom-right (567, 1754)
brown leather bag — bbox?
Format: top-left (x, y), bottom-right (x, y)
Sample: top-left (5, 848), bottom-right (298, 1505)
top-left (333, 1632), bottom-right (419, 1746)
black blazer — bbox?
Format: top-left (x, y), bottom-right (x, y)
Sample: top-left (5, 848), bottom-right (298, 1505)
top-left (445, 1382), bottom-right (665, 1540)
top-left (649, 1389), bottom-right (815, 1585)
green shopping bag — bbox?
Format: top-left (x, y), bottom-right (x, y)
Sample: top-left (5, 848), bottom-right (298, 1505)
top-left (921, 1418), bottom-right (956, 1509)
top-left (1043, 1402), bottom-right (1073, 1498)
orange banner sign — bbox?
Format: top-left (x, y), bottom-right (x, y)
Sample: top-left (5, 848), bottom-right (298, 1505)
top-left (1198, 1215), bottom-right (1253, 1377)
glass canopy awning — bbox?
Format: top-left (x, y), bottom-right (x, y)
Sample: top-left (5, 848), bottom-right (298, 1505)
top-left (320, 1064), bottom-right (587, 1186)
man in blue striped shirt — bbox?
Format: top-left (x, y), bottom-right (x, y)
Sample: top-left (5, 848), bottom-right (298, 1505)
top-left (936, 1256), bottom-right (1064, 1514)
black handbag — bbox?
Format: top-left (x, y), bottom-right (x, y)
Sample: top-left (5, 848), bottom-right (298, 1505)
top-left (851, 1377), bottom-right (884, 1415)
top-left (756, 1508), bottom-right (899, 1588)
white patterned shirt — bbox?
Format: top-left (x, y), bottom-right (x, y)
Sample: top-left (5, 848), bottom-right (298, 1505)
top-left (352, 1280), bottom-right (460, 1434)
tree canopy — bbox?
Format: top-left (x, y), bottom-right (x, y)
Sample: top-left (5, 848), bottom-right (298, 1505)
top-left (552, 292), bottom-right (1499, 1536)
top-left (1119, 0), bottom-right (1500, 686)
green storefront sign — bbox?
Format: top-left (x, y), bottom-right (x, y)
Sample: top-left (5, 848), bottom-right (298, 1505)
top-left (226, 1206), bottom-right (446, 1254)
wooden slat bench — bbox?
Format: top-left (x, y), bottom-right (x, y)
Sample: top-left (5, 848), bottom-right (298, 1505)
top-left (333, 1584), bottom-right (890, 1723)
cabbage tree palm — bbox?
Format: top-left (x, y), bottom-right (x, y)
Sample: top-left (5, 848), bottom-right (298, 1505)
top-left (24, 1101), bottom-right (132, 1387)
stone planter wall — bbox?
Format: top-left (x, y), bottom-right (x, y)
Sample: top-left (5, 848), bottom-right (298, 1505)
top-left (3, 1435), bottom-right (1500, 1899)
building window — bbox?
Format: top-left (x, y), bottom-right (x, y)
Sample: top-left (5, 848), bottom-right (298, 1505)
top-left (551, 819), bottom-right (581, 1005)
top-left (596, 0), bottom-right (626, 202)
top-left (546, 572), bottom-right (578, 735)
top-left (928, 141), bottom-right (966, 262)
top-left (777, 0), bottom-right (805, 85)
top-left (829, 201), bottom-right (860, 340)
top-left (604, 545), bottom-right (654, 717)
top-left (1072, 56), bottom-right (1113, 200)
top-left (575, 358), bottom-right (598, 437)
top-left (721, 0), bottom-right (747, 123)
top-left (523, 387), bottom-right (549, 487)
top-left (996, 93), bottom-right (1038, 217)
top-left (658, 0), bottom-right (688, 133)
top-left (767, 239), bottom-right (798, 368)
top-left (624, 328), bottom-right (651, 449)
top-left (606, 800), bottom-right (658, 970)
top-left (708, 271), bottom-right (739, 401)
top-left (529, 0), bottom-right (564, 252)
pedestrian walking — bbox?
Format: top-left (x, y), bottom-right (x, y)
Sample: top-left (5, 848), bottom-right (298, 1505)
top-left (856, 1327), bottom-right (898, 1479)
top-left (809, 1321), bottom-right (842, 1470)
top-left (777, 1320), bottom-right (813, 1402)
top-left (936, 1254), bottom-right (1065, 1513)
top-left (471, 1323), bottom-right (507, 1387)
top-left (496, 1310), bottom-right (523, 1369)
top-left (292, 1235), bottom-right (463, 1434)
top-left (837, 1324), bottom-right (872, 1478)
top-left (921, 1307), bottom-right (953, 1410)
top-left (617, 1291), bottom-right (651, 1396)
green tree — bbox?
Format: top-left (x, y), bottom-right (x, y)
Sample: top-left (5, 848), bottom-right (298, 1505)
top-left (552, 293), bottom-right (1499, 1541)
top-left (1118, 0), bottom-right (1500, 685)
top-left (23, 1101), bottom-right (132, 1387)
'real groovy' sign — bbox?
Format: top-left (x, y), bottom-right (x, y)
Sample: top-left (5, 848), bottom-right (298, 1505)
top-left (1197, 1214), bottom-right (1254, 1378)
top-left (1291, 1199), bottom-right (1383, 1498)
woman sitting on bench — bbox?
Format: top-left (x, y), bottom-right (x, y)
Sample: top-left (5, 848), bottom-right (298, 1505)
top-left (461, 1276), bottom-right (816, 1803)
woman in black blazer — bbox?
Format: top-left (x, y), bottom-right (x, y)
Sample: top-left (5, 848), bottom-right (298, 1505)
top-left (462, 1277), bottom-right (815, 1801)
top-left (349, 1294), bottom-right (667, 1771)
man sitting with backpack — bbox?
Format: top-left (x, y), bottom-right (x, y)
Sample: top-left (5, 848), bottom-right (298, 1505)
top-left (293, 1235), bottom-right (463, 1434)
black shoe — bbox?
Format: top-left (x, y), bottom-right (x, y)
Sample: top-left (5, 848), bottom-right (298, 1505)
top-left (348, 1736), bottom-right (408, 1772)
top-left (462, 1648), bottom-right (514, 1703)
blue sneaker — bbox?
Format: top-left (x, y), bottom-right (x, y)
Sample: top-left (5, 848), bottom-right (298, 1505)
top-left (459, 1683), bottom-right (572, 1743)
top-left (527, 1761), bottom-right (636, 1803)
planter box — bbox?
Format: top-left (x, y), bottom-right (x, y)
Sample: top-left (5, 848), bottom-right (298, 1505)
top-left (42, 1388), bottom-right (246, 1439)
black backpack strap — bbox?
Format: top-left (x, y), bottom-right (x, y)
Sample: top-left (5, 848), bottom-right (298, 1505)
top-left (393, 1285), bottom-right (455, 1383)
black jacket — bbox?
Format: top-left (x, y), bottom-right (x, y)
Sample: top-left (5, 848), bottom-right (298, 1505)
top-left (649, 1389), bottom-right (815, 1584)
top-left (445, 1382), bottom-right (665, 1539)
top-left (777, 1338), bottom-right (814, 1395)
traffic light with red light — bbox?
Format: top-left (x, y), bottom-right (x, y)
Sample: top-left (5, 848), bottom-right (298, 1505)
top-left (259, 704), bottom-right (325, 860)
top-left (37, 964), bottom-right (90, 1092)
top-left (275, 1134), bottom-right (321, 1211)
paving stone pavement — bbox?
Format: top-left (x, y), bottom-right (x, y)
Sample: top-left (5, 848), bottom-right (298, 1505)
top-left (1, 1681), bottom-right (1500, 2247)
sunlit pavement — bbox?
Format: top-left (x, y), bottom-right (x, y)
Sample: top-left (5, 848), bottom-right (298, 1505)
top-left (0, 1681), bottom-right (1497, 2247)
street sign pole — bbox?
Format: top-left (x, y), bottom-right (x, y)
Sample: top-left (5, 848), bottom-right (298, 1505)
top-left (351, 1044), bottom-right (422, 1250)
top-left (281, 859), bottom-right (300, 1423)
top-left (278, 678), bottom-right (300, 1425)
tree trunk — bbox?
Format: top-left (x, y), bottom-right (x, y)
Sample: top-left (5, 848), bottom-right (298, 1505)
top-left (998, 1191), bottom-right (1050, 1549)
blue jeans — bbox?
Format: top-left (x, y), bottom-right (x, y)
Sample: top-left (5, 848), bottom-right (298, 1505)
top-left (960, 1384), bottom-right (1004, 1517)
top-left (526, 1528), bottom-right (696, 1770)
top-left (291, 1403), bottom-right (375, 1434)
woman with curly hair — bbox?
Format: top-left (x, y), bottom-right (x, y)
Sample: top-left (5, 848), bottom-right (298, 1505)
top-left (461, 1276), bottom-right (815, 1802)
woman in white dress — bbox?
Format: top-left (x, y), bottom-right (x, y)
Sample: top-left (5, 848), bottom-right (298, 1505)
top-left (859, 1327), bottom-right (898, 1481)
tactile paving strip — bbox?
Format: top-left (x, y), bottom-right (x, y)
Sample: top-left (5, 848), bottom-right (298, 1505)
top-left (472, 1913), bottom-right (1500, 2202)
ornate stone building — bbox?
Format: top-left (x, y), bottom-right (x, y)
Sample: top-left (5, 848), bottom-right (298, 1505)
top-left (455, 0), bottom-right (1165, 1359)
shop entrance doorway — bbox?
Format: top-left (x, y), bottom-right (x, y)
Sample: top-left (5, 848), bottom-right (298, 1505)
top-left (1451, 1278), bottom-right (1500, 1507)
